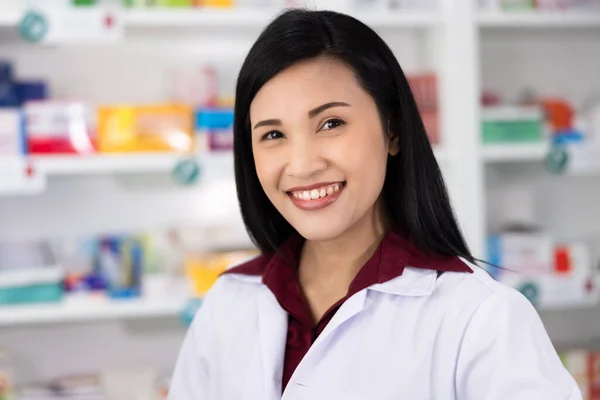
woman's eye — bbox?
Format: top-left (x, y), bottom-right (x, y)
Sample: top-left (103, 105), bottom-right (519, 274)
top-left (320, 119), bottom-right (344, 131)
top-left (261, 131), bottom-right (284, 141)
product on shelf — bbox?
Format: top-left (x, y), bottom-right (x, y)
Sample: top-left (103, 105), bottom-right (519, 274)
top-left (195, 107), bottom-right (233, 152)
top-left (97, 104), bottom-right (194, 153)
top-left (0, 61), bottom-right (48, 108)
top-left (407, 73), bottom-right (439, 144)
top-left (18, 373), bottom-right (104, 400)
top-left (96, 236), bottom-right (145, 299)
top-left (54, 234), bottom-right (158, 299)
top-left (184, 250), bottom-right (257, 295)
top-left (487, 228), bottom-right (555, 277)
top-left (559, 349), bottom-right (600, 400)
top-left (0, 110), bottom-right (25, 156)
top-left (479, 0), bottom-right (600, 10)
top-left (0, 351), bottom-right (15, 400)
top-left (0, 240), bottom-right (64, 306)
top-left (481, 105), bottom-right (544, 143)
top-left (487, 229), bottom-right (599, 309)
top-left (123, 0), bottom-right (233, 7)
top-left (25, 101), bottom-right (97, 154)
top-left (0, 62), bottom-right (19, 109)
top-left (168, 65), bottom-right (219, 109)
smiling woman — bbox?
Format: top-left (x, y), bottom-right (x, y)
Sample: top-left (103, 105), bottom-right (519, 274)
top-left (249, 57), bottom-right (394, 242)
top-left (168, 8), bottom-right (581, 400)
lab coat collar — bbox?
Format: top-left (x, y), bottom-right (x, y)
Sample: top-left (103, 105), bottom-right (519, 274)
top-left (223, 228), bottom-right (472, 297)
top-left (368, 267), bottom-right (438, 297)
top-left (227, 267), bottom-right (439, 297)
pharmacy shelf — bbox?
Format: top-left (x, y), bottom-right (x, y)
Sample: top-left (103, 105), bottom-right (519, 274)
top-left (28, 152), bottom-right (234, 176)
top-left (478, 11), bottom-right (600, 28)
top-left (125, 8), bottom-right (440, 28)
top-left (31, 153), bottom-right (187, 175)
top-left (482, 143), bottom-right (548, 162)
top-left (26, 149), bottom-right (449, 176)
top-left (0, 11), bottom-right (19, 27)
top-left (124, 8), bottom-right (276, 27)
top-left (0, 295), bottom-right (189, 327)
top-left (0, 8), bottom-right (440, 30)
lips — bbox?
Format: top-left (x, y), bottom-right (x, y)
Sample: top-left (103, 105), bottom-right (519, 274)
top-left (286, 181), bottom-right (346, 211)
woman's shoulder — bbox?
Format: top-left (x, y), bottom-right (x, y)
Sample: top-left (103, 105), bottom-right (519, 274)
top-left (202, 253), bottom-right (272, 306)
top-left (436, 262), bottom-right (540, 324)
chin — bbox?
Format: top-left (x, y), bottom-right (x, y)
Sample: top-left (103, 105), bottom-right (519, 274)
top-left (290, 218), bottom-right (348, 243)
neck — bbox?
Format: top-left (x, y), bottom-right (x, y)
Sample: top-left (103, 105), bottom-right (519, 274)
top-left (299, 201), bottom-right (389, 291)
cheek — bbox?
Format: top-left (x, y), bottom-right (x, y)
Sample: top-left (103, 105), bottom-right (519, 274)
top-left (253, 147), bottom-right (281, 195)
top-left (337, 129), bottom-right (388, 181)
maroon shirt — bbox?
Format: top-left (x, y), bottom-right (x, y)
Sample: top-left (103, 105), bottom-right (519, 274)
top-left (225, 229), bottom-right (472, 391)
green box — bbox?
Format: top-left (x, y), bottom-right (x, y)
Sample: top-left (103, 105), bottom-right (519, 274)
top-left (0, 283), bottom-right (63, 306)
top-left (481, 106), bottom-right (544, 144)
top-left (482, 120), bottom-right (542, 144)
top-left (123, 0), bottom-right (159, 7)
top-left (73, 0), bottom-right (97, 5)
top-left (500, 0), bottom-right (535, 10)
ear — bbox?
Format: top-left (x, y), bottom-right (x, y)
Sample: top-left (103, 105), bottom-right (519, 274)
top-left (388, 135), bottom-right (400, 156)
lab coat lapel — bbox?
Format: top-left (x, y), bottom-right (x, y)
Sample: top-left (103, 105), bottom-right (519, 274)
top-left (252, 289), bottom-right (288, 399)
top-left (314, 289), bottom-right (368, 347)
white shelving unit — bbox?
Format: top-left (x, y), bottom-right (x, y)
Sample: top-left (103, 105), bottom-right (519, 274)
top-left (125, 8), bottom-right (440, 28)
top-left (31, 153), bottom-right (188, 175)
top-left (0, 0), bottom-right (599, 389)
top-left (482, 142), bottom-right (549, 162)
top-left (478, 11), bottom-right (600, 28)
top-left (0, 7), bottom-right (440, 29)
top-left (0, 295), bottom-right (187, 327)
top-left (0, 11), bottom-right (19, 27)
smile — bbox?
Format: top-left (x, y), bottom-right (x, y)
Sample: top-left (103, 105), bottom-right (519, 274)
top-left (286, 181), bottom-right (346, 211)
top-left (290, 182), bottom-right (343, 200)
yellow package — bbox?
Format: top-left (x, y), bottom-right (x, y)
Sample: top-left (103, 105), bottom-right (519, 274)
top-left (195, 0), bottom-right (233, 7)
top-left (98, 104), bottom-right (194, 153)
top-left (184, 251), bottom-right (258, 295)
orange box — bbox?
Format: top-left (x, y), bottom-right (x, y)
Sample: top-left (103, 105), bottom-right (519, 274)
top-left (97, 104), bottom-right (194, 153)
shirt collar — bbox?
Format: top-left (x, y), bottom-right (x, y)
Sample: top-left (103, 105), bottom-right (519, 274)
top-left (226, 228), bottom-right (472, 298)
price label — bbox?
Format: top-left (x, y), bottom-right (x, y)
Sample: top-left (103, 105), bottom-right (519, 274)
top-left (0, 158), bottom-right (45, 195)
top-left (19, 7), bottom-right (124, 44)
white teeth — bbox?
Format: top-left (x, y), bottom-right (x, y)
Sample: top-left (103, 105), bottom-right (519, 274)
top-left (292, 183), bottom-right (343, 201)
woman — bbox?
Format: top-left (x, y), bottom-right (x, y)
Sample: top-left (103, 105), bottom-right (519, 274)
top-left (169, 9), bottom-right (580, 400)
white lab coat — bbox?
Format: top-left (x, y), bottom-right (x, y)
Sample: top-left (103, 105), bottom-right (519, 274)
top-left (168, 262), bottom-right (582, 400)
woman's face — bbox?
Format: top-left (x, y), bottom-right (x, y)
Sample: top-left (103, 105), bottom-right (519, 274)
top-left (250, 57), bottom-right (396, 242)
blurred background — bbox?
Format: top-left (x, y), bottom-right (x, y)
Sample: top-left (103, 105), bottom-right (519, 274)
top-left (0, 0), bottom-right (599, 398)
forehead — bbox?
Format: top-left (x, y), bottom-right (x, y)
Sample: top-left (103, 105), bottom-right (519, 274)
top-left (250, 57), bottom-right (364, 118)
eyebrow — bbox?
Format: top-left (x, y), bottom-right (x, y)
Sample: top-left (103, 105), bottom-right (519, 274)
top-left (252, 101), bottom-right (351, 130)
top-left (308, 101), bottom-right (351, 118)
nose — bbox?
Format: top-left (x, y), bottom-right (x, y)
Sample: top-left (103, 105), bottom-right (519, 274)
top-left (286, 135), bottom-right (327, 179)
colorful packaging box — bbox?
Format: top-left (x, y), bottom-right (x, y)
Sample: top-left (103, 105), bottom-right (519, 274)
top-left (560, 349), bottom-right (600, 400)
top-left (97, 104), bottom-right (194, 153)
top-left (407, 73), bottom-right (439, 144)
top-left (25, 101), bottom-right (96, 154)
top-left (194, 108), bottom-right (233, 152)
top-left (481, 106), bottom-right (544, 144)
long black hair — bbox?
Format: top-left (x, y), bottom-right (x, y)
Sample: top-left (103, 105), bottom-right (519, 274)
top-left (233, 8), bottom-right (474, 262)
